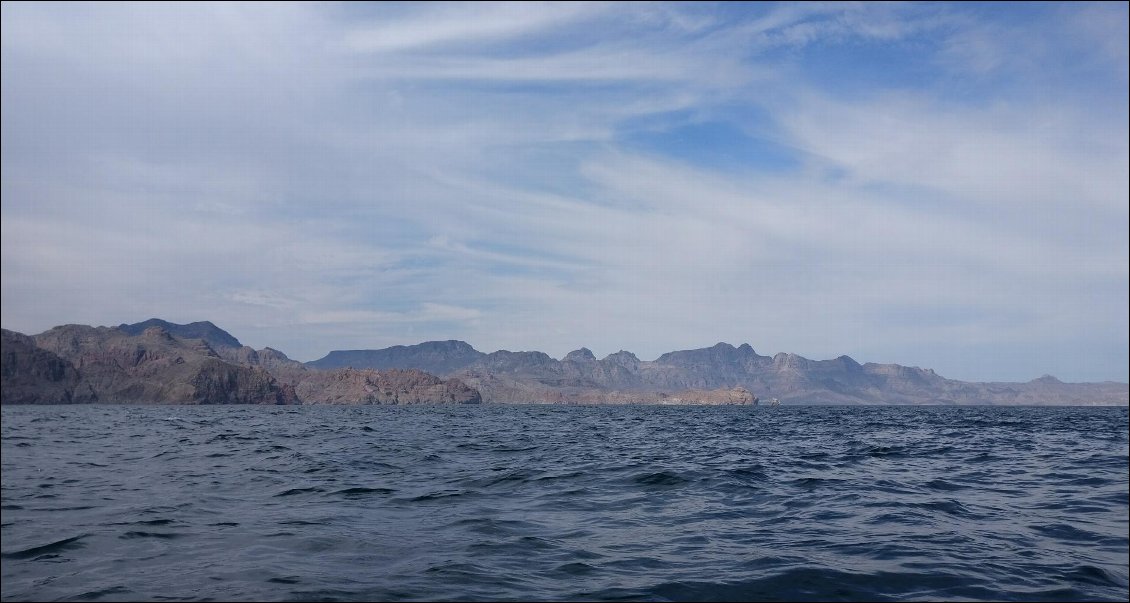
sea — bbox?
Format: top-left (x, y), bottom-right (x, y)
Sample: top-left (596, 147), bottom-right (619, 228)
top-left (1, 404), bottom-right (1127, 602)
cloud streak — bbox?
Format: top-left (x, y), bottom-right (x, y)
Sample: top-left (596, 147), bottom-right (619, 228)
top-left (2, 2), bottom-right (1126, 383)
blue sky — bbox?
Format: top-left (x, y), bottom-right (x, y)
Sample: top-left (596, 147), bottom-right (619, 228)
top-left (2, 2), bottom-right (1127, 383)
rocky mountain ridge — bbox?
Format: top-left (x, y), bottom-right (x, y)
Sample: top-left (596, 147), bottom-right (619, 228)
top-left (31, 324), bottom-right (290, 405)
top-left (310, 340), bottom-right (1128, 406)
top-left (3, 320), bottom-right (1127, 405)
top-left (307, 340), bottom-right (486, 374)
top-left (1, 321), bottom-right (480, 405)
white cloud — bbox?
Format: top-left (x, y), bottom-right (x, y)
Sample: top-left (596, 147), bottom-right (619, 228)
top-left (777, 91), bottom-right (1129, 217)
top-left (341, 1), bottom-right (606, 53)
top-left (1, 2), bottom-right (1126, 381)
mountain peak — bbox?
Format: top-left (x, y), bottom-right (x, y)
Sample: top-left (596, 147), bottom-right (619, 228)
top-left (603, 350), bottom-right (640, 366)
top-left (564, 348), bottom-right (597, 363)
top-left (117, 318), bottom-right (242, 349)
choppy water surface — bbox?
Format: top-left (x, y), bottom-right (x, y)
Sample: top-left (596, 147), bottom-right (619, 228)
top-left (2, 404), bottom-right (1127, 602)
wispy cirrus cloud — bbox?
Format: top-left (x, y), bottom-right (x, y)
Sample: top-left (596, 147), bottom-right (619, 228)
top-left (2, 2), bottom-right (1125, 382)
top-left (340, 1), bottom-right (611, 53)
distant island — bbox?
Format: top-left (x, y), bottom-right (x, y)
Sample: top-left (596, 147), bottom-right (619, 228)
top-left (2, 319), bottom-right (1126, 406)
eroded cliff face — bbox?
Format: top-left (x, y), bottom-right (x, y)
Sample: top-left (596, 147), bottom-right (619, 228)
top-left (293, 368), bottom-right (480, 405)
top-left (4, 324), bottom-right (483, 406)
top-left (2, 324), bottom-right (486, 406)
top-left (30, 325), bottom-right (287, 405)
top-left (453, 370), bottom-right (755, 405)
top-left (655, 386), bottom-right (757, 405)
top-left (1, 329), bottom-right (97, 404)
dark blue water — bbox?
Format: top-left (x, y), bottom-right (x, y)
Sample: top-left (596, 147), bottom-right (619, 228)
top-left (2, 405), bottom-right (1127, 602)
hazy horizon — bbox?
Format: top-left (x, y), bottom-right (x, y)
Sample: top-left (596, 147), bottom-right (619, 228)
top-left (3, 2), bottom-right (1127, 383)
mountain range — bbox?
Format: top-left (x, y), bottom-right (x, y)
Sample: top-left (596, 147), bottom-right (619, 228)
top-left (2, 319), bottom-right (1126, 406)
top-left (306, 339), bottom-right (1127, 406)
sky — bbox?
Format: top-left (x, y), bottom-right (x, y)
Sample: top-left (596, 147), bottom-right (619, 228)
top-left (2, 2), bottom-right (1127, 383)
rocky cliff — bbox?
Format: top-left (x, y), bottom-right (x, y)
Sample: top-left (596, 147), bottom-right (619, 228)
top-left (293, 368), bottom-right (481, 405)
top-left (655, 386), bottom-right (757, 405)
top-left (1, 322), bottom-right (485, 406)
top-left (31, 324), bottom-right (287, 405)
top-left (448, 368), bottom-right (754, 405)
top-left (1, 329), bottom-right (97, 404)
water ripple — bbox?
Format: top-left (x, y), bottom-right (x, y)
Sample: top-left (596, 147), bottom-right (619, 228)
top-left (2, 404), bottom-right (1127, 602)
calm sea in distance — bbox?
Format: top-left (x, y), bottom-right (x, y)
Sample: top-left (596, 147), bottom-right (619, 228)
top-left (1, 404), bottom-right (1127, 602)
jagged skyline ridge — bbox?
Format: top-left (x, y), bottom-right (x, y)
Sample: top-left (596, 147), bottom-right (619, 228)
top-left (4, 318), bottom-right (1126, 406)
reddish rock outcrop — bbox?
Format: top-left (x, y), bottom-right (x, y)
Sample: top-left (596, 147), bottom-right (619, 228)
top-left (294, 368), bottom-right (481, 405)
